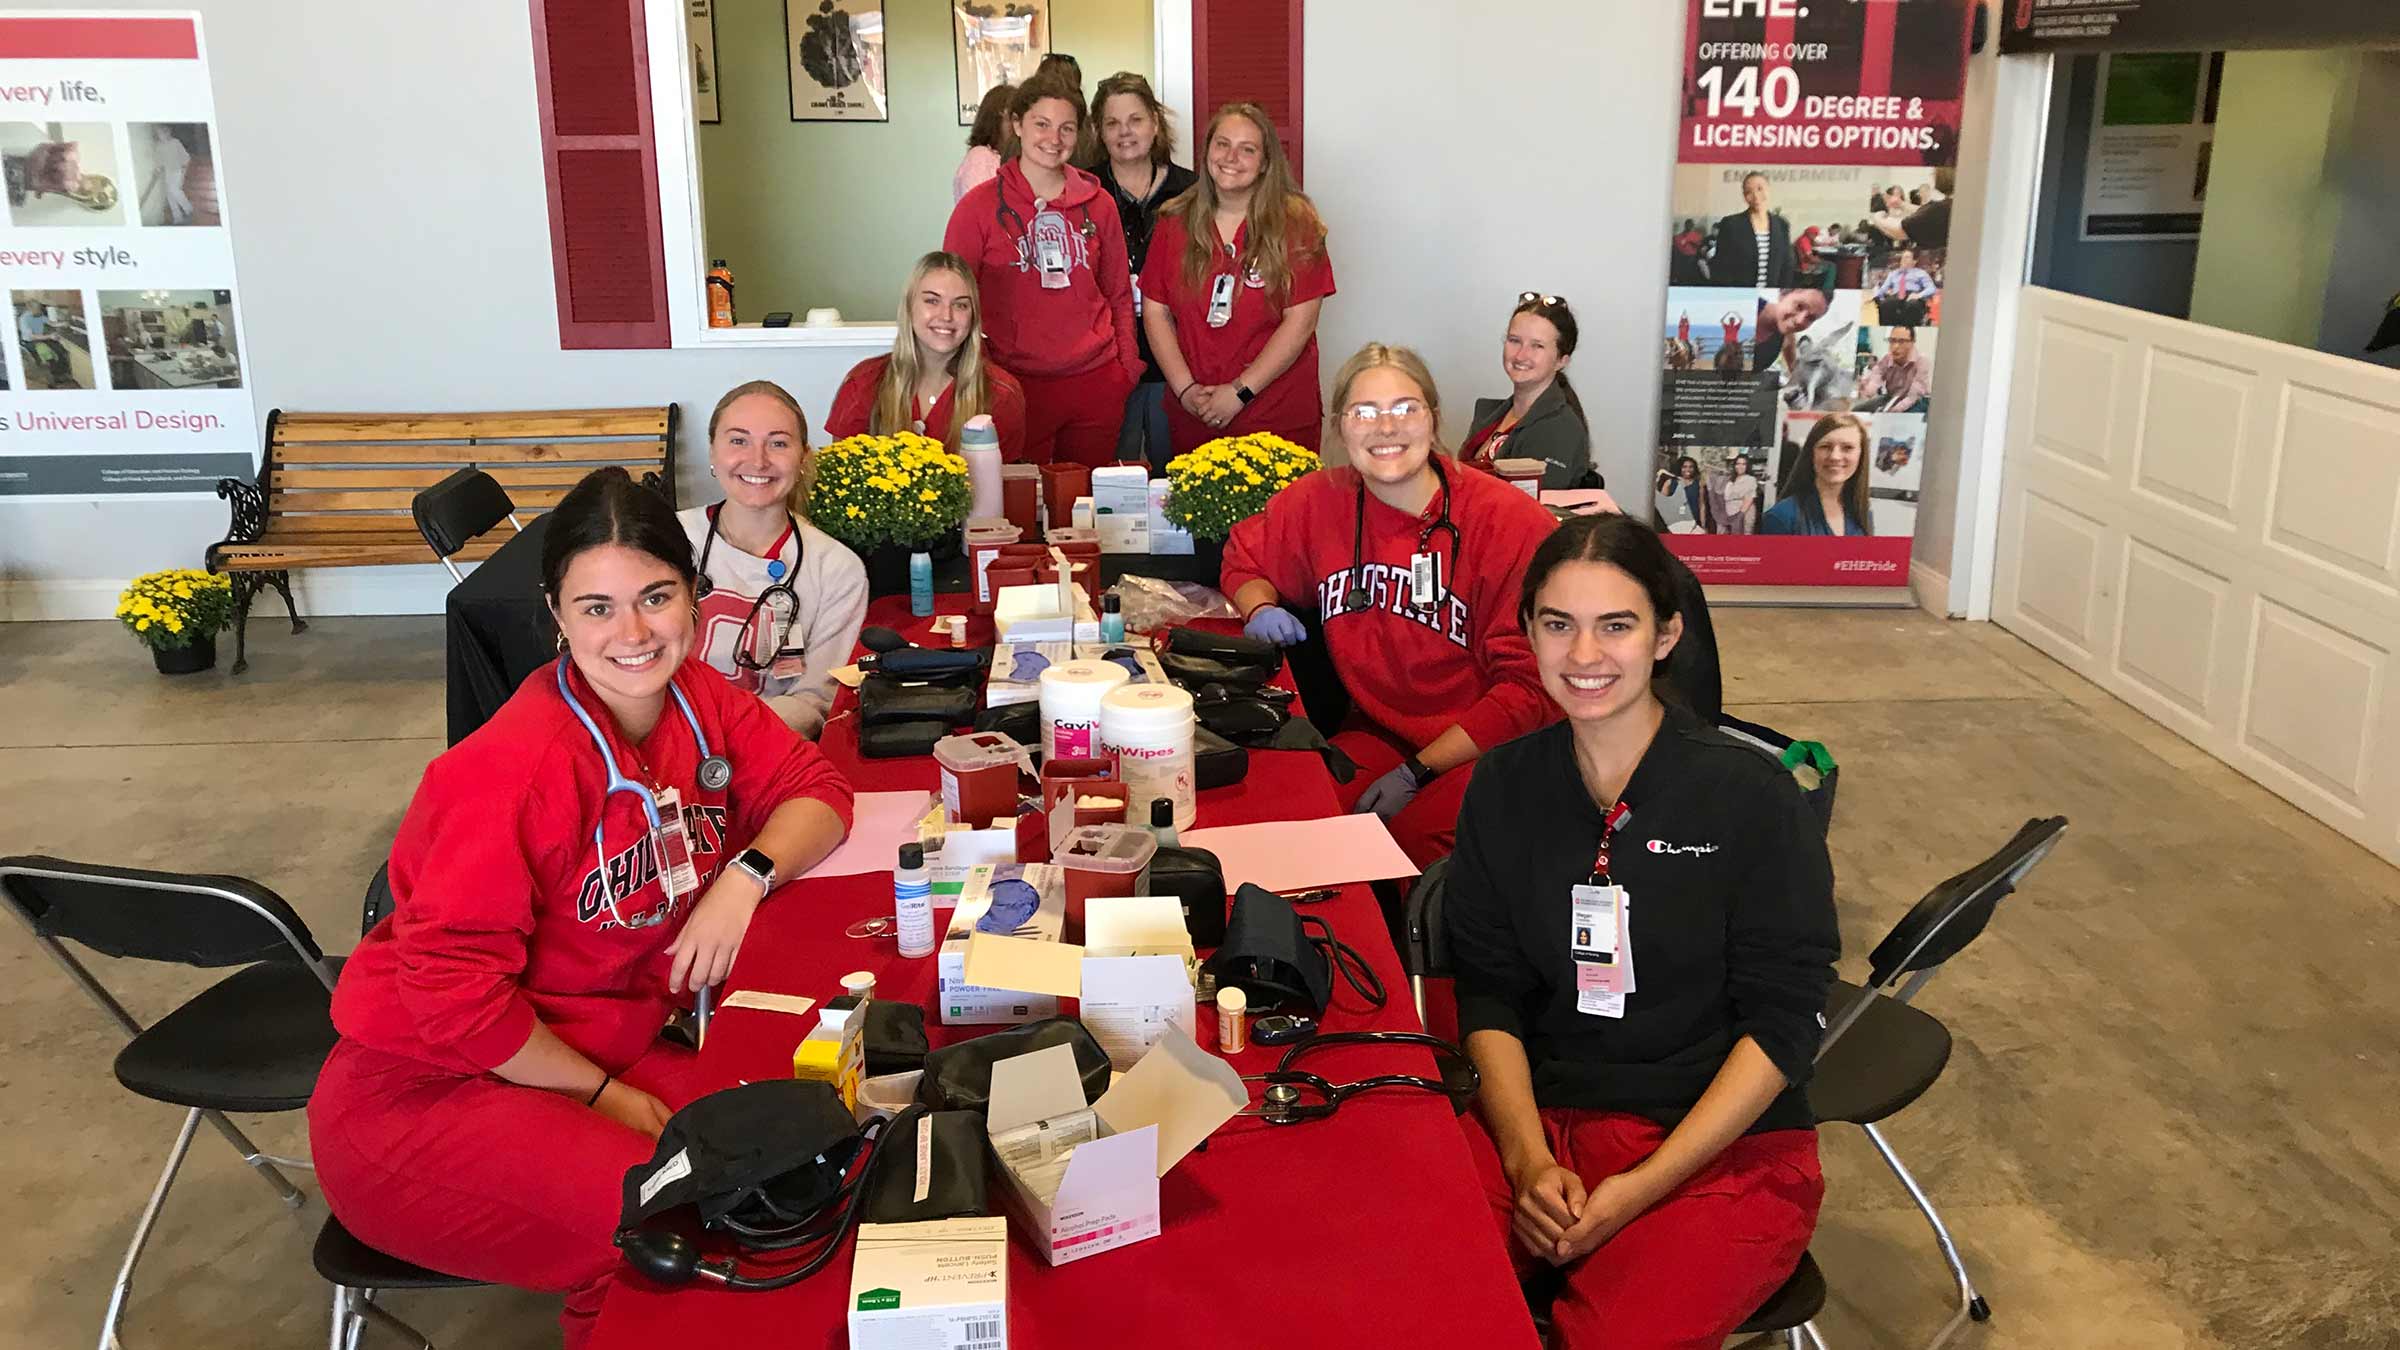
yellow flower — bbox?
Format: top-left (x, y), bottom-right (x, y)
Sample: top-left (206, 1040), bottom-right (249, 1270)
top-left (846, 506), bottom-right (863, 518)
top-left (135, 618), bottom-right (151, 631)
top-left (919, 490), bottom-right (937, 502)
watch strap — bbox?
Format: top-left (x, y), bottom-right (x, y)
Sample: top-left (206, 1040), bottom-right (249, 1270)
top-left (1402, 755), bottom-right (1438, 787)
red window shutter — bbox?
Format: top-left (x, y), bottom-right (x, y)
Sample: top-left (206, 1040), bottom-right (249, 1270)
top-left (1193, 0), bottom-right (1305, 183)
top-left (529, 0), bottom-right (670, 348)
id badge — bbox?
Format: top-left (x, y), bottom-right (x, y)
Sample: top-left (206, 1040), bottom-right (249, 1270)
top-left (1409, 551), bottom-right (1438, 608)
top-left (1207, 273), bottom-right (1237, 328)
top-left (1571, 883), bottom-right (1629, 1016)
top-left (1131, 274), bottom-right (1144, 318)
top-left (652, 788), bottom-right (702, 900)
top-left (1034, 211), bottom-right (1071, 290)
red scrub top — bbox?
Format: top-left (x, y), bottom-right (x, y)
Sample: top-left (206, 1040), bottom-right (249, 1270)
top-left (1140, 213), bottom-right (1336, 439)
top-left (823, 355), bottom-right (1029, 456)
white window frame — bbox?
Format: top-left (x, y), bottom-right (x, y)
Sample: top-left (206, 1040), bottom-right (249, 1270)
top-left (640, 0), bottom-right (1191, 351)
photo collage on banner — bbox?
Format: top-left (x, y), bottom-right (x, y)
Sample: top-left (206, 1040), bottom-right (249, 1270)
top-left (0, 12), bottom-right (256, 496)
top-left (1658, 0), bottom-right (1971, 586)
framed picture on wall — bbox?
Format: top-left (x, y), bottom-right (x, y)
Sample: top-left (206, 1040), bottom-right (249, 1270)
top-left (787, 0), bottom-right (888, 123)
top-left (689, 0), bottom-right (720, 124)
top-left (954, 1), bottom-right (1049, 126)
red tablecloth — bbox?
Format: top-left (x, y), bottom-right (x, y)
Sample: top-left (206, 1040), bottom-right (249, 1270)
top-left (589, 598), bottom-right (1535, 1350)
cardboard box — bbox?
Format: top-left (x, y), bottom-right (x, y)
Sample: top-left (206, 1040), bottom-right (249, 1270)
top-left (1146, 477), bottom-right (1195, 555)
top-left (1090, 465), bottom-right (1152, 553)
top-left (986, 641), bottom-right (1167, 709)
top-left (983, 1034), bottom-right (1245, 1265)
top-left (963, 895), bottom-right (1197, 1070)
top-left (848, 1217), bottom-right (1009, 1350)
top-left (937, 864), bottom-right (1066, 1026)
top-left (918, 825), bottom-right (1017, 902)
top-left (993, 582), bottom-right (1100, 645)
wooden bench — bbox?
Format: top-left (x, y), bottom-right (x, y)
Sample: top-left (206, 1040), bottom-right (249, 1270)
top-left (205, 406), bottom-right (679, 672)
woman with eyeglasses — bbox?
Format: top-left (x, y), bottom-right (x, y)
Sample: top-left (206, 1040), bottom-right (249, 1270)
top-left (677, 380), bottom-right (868, 739)
top-left (943, 72), bottom-right (1141, 467)
top-left (1445, 512), bottom-right (1834, 1350)
top-left (1220, 343), bottom-right (1556, 867)
top-left (826, 252), bottom-right (1028, 460)
top-left (311, 467), bottom-right (853, 1350)
top-left (1092, 71), bottom-right (1198, 467)
top-left (1141, 101), bottom-right (1334, 455)
top-left (1462, 293), bottom-right (1593, 490)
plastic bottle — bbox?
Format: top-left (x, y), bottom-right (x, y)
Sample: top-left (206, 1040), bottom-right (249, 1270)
top-left (960, 415), bottom-right (1003, 519)
top-left (894, 843), bottom-right (934, 957)
top-left (909, 549), bottom-right (934, 617)
top-left (1149, 796), bottom-right (1180, 849)
top-left (706, 259), bottom-right (736, 328)
top-left (1100, 592), bottom-right (1125, 643)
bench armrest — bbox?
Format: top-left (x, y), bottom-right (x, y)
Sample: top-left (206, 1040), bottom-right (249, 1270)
top-left (206, 477), bottom-right (266, 570)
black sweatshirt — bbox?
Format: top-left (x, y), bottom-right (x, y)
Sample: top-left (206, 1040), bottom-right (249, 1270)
top-left (1445, 707), bottom-right (1838, 1134)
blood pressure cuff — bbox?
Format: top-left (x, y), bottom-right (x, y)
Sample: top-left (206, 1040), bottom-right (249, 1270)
top-left (857, 676), bottom-right (977, 728)
top-left (860, 646), bottom-right (991, 688)
top-left (861, 1109), bottom-right (993, 1224)
top-left (1202, 884), bottom-right (1387, 1015)
top-left (1194, 726), bottom-right (1247, 789)
top-left (1161, 650), bottom-right (1277, 689)
top-left (917, 1017), bottom-right (1112, 1113)
top-left (618, 1080), bottom-right (865, 1231)
top-left (972, 699), bottom-right (1040, 749)
top-left (1194, 698), bottom-right (1357, 783)
top-left (858, 719), bottom-right (948, 759)
top-left (1145, 845), bottom-right (1227, 947)
top-left (864, 999), bottom-right (929, 1078)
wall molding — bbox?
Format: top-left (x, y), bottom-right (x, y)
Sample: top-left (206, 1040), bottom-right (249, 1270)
top-left (1911, 559), bottom-right (1954, 619)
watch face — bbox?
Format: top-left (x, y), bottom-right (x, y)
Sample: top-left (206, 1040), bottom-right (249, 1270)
top-left (736, 848), bottom-right (774, 880)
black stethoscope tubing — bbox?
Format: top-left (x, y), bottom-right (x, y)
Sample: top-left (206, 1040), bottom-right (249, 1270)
top-left (696, 505), bottom-right (806, 671)
top-left (1344, 454), bottom-right (1462, 613)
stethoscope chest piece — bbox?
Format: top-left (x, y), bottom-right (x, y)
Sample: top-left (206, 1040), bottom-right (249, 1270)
top-left (697, 755), bottom-right (733, 792)
top-left (1261, 1082), bottom-right (1305, 1122)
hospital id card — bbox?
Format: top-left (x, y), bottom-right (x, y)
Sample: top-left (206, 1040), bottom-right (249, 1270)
top-left (652, 787), bottom-right (701, 899)
top-left (1571, 884), bottom-right (1631, 1017)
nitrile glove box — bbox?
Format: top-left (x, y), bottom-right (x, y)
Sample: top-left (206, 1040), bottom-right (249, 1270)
top-left (847, 1217), bottom-right (1008, 1350)
top-left (937, 864), bottom-right (1066, 1026)
top-left (1090, 465), bottom-right (1151, 553)
top-left (963, 894), bottom-right (1199, 1071)
top-left (983, 1034), bottom-right (1245, 1266)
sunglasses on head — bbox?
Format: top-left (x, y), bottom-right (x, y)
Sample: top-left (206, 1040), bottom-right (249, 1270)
top-left (1519, 291), bottom-right (1566, 308)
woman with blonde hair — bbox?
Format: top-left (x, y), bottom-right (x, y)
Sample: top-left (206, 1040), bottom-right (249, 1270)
top-left (1760, 412), bottom-right (1872, 536)
top-left (1220, 343), bottom-right (1556, 866)
top-left (1141, 101), bottom-right (1335, 455)
top-left (826, 251), bottom-right (1028, 457)
top-left (677, 380), bottom-right (868, 738)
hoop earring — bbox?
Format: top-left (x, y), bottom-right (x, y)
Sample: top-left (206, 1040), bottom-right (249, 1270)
top-left (555, 631), bottom-right (567, 657)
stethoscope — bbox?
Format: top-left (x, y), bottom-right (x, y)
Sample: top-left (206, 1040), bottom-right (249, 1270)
top-left (996, 197), bottom-right (1097, 268)
top-left (554, 660), bottom-right (733, 929)
top-left (1239, 1032), bottom-right (1480, 1125)
top-left (1342, 454), bottom-right (1462, 613)
top-left (695, 505), bottom-right (805, 672)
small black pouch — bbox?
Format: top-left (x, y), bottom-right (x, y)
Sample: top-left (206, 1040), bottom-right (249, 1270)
top-left (1193, 725), bottom-right (1248, 789)
top-left (1163, 650), bottom-right (1276, 688)
top-left (858, 646), bottom-right (992, 688)
top-left (864, 1000), bottom-right (929, 1077)
top-left (1166, 626), bottom-right (1282, 667)
top-left (972, 699), bottom-right (1040, 748)
top-left (861, 1109), bottom-right (992, 1224)
top-left (1144, 844), bottom-right (1227, 946)
top-left (858, 677), bottom-right (977, 727)
top-left (858, 719), bottom-right (948, 759)
top-left (1201, 884), bottom-right (1387, 1014)
top-left (917, 1017), bottom-right (1112, 1113)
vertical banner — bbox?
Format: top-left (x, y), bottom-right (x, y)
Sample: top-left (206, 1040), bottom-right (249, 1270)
top-left (1658, 0), bottom-right (1971, 588)
top-left (0, 12), bottom-right (256, 497)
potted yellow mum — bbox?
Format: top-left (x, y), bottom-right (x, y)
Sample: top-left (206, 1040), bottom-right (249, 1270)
top-left (118, 569), bottom-right (237, 674)
top-left (803, 431), bottom-right (974, 595)
top-left (1162, 433), bottom-right (1320, 556)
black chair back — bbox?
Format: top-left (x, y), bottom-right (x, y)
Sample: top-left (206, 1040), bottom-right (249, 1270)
top-left (1864, 817), bottom-right (2068, 988)
top-left (1402, 855), bottom-right (1452, 980)
top-left (362, 863), bottom-right (394, 939)
top-left (0, 855), bottom-right (326, 969)
top-left (412, 467), bottom-right (517, 560)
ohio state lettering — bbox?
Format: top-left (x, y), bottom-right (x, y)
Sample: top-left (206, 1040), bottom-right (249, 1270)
top-left (575, 801), bottom-right (731, 927)
top-left (1314, 561), bottom-right (1471, 651)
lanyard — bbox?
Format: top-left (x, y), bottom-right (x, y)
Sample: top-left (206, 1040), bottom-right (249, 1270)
top-left (1589, 801), bottom-right (1632, 884)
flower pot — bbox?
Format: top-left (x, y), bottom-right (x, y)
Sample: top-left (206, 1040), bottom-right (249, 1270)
top-left (151, 634), bottom-right (217, 675)
top-left (1191, 537), bottom-right (1226, 583)
top-left (861, 546), bottom-right (914, 599)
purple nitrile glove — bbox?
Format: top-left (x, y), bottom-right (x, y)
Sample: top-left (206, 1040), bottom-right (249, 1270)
top-left (1243, 604), bottom-right (1307, 647)
top-left (1351, 763), bottom-right (1421, 820)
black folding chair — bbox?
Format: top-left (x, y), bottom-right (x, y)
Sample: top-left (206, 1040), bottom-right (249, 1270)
top-left (1401, 855), bottom-right (1453, 1027)
top-left (1810, 816), bottom-right (2070, 1347)
top-left (0, 855), bottom-right (340, 1350)
top-left (410, 468), bottom-right (521, 583)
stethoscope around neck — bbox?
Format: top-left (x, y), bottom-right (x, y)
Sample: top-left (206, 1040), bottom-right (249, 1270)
top-left (1343, 454), bottom-right (1463, 613)
top-left (553, 661), bottom-right (732, 929)
top-left (695, 505), bottom-right (806, 671)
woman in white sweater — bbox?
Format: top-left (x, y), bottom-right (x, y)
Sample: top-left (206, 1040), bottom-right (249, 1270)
top-left (675, 381), bottom-right (868, 738)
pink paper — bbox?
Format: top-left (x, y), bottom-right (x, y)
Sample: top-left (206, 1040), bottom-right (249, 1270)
top-left (798, 790), bottom-right (934, 880)
top-left (1540, 488), bottom-right (1621, 516)
top-left (1174, 815), bottom-right (1420, 892)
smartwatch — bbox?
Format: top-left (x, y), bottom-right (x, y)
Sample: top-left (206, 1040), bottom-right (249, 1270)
top-left (1401, 755), bottom-right (1439, 788)
top-left (1234, 383), bottom-right (1257, 405)
top-left (729, 847), bottom-right (777, 895)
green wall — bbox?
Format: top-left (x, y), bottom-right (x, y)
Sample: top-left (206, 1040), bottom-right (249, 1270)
top-left (2187, 50), bottom-right (2356, 349)
top-left (699, 0), bottom-right (1153, 322)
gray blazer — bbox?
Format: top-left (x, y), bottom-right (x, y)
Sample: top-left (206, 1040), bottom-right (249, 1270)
top-left (1466, 382), bottom-right (1593, 490)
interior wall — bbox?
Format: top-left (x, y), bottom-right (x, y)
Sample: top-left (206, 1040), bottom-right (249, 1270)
top-left (698, 0), bottom-right (1152, 324)
top-left (2029, 54), bottom-right (2201, 319)
top-left (2312, 50), bottom-right (2400, 370)
top-left (2186, 49), bottom-right (2354, 350)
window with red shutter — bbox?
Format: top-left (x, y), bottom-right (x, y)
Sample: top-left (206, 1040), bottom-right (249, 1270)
top-left (529, 0), bottom-right (670, 349)
top-left (1193, 0), bottom-right (1305, 182)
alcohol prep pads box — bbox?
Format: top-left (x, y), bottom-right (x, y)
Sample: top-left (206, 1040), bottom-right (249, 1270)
top-left (937, 864), bottom-right (1065, 1026)
top-left (848, 1217), bottom-right (1008, 1350)
top-left (1090, 465), bottom-right (1151, 553)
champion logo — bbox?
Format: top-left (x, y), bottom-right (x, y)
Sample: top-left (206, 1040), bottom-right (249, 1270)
top-left (1646, 839), bottom-right (1719, 856)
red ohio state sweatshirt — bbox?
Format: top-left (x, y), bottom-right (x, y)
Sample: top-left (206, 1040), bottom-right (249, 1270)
top-left (1222, 460), bottom-right (1561, 753)
top-left (943, 160), bottom-right (1140, 383)
top-left (330, 658), bottom-right (854, 1078)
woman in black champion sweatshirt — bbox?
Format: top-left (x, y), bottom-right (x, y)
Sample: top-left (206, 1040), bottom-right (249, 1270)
top-left (1444, 512), bottom-right (1838, 1350)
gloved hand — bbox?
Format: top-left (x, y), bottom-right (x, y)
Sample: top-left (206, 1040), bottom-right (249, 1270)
top-left (1243, 604), bottom-right (1307, 647)
top-left (1352, 763), bottom-right (1422, 820)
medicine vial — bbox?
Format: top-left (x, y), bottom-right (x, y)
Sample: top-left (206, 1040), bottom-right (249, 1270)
top-left (1217, 985), bottom-right (1247, 1054)
top-left (894, 843), bottom-right (935, 957)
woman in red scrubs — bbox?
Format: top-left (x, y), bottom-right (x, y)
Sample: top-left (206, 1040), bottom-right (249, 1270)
top-left (824, 250), bottom-right (1028, 457)
top-left (1140, 101), bottom-right (1334, 455)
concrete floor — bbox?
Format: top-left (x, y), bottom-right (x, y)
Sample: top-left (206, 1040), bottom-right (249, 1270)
top-left (2, 609), bottom-right (2395, 1349)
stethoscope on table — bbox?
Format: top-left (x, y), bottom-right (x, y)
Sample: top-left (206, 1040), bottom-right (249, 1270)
top-left (1240, 1031), bottom-right (1480, 1125)
top-left (1343, 454), bottom-right (1462, 613)
top-left (695, 505), bottom-right (806, 671)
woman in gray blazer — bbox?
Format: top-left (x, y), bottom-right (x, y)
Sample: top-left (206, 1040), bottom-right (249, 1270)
top-left (1461, 293), bottom-right (1594, 491)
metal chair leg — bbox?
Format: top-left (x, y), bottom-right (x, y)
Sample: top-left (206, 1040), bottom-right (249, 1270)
top-left (1803, 1322), bottom-right (1829, 1350)
top-left (1786, 1331), bottom-right (1804, 1349)
top-left (200, 1109), bottom-right (306, 1209)
top-left (99, 1108), bottom-right (202, 1350)
top-left (1861, 1122), bottom-right (1989, 1347)
top-left (328, 1285), bottom-right (354, 1350)
top-left (357, 1295), bottom-right (435, 1350)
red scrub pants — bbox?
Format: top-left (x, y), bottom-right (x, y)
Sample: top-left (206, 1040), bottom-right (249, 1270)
top-left (308, 1040), bottom-right (718, 1350)
top-left (1329, 721), bottom-right (1476, 870)
top-left (1464, 1110), bottom-right (1823, 1350)
top-left (1017, 365), bottom-right (1138, 467)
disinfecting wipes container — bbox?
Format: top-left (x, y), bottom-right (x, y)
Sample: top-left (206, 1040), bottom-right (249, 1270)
top-left (1099, 683), bottom-right (1196, 832)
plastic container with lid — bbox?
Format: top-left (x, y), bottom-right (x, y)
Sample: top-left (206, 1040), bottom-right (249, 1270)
top-left (1000, 464), bottom-right (1041, 536)
top-left (960, 416), bottom-right (1003, 519)
top-left (1054, 822), bottom-right (1158, 937)
top-left (934, 732), bottom-right (1031, 827)
top-left (1038, 658), bottom-right (1132, 762)
top-left (1216, 986), bottom-right (1247, 1054)
top-left (1491, 457), bottom-right (1547, 497)
top-left (1100, 683), bottom-right (1196, 832)
top-left (1040, 463), bottom-right (1092, 531)
top-left (964, 519), bottom-right (1023, 613)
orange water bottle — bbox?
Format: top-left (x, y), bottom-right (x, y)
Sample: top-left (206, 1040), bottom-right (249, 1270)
top-left (707, 258), bottom-right (736, 328)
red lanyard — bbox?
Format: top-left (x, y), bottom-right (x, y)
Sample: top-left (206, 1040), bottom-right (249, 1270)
top-left (1590, 801), bottom-right (1632, 883)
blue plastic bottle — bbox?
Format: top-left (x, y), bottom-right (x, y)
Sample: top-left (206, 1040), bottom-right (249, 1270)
top-left (909, 549), bottom-right (934, 617)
